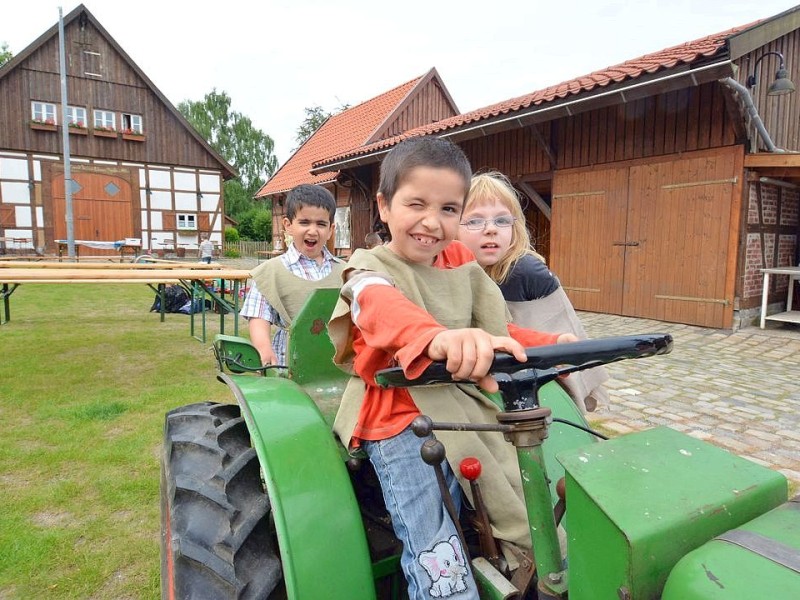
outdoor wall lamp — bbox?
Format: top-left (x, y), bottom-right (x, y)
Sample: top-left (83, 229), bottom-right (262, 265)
top-left (746, 51), bottom-right (796, 96)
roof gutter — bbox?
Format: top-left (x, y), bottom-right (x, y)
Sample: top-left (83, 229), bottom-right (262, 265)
top-left (312, 59), bottom-right (736, 174)
top-left (718, 77), bottom-right (783, 153)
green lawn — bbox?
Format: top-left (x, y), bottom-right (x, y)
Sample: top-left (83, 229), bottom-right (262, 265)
top-left (0, 283), bottom-right (236, 598)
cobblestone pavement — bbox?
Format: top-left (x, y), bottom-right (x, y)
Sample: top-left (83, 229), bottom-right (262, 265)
top-left (579, 311), bottom-right (800, 487)
top-left (222, 258), bottom-right (800, 487)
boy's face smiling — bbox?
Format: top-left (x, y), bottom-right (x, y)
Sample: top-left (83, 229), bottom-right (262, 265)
top-left (283, 204), bottom-right (334, 264)
top-left (378, 166), bottom-right (466, 265)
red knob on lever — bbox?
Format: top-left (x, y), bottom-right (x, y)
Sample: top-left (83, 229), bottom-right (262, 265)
top-left (459, 457), bottom-right (482, 481)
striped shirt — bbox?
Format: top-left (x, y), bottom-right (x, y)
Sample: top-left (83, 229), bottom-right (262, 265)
top-left (241, 244), bottom-right (338, 365)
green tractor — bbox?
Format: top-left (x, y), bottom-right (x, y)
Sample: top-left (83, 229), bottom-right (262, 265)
top-left (160, 289), bottom-right (800, 599)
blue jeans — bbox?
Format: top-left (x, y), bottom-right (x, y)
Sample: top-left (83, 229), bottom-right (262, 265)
top-left (363, 427), bottom-right (479, 600)
top-left (201, 256), bottom-right (211, 264)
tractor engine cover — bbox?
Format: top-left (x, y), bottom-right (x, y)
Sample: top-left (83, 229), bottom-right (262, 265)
top-left (557, 427), bottom-right (787, 600)
top-left (662, 496), bottom-right (800, 599)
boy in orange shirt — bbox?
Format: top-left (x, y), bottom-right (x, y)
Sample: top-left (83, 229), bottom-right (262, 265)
top-left (329, 137), bottom-right (576, 599)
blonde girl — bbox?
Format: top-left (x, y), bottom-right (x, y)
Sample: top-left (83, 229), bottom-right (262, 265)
top-left (458, 171), bottom-right (609, 413)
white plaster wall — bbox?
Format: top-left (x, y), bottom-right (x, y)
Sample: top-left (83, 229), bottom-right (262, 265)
top-left (0, 157), bottom-right (29, 179)
top-left (149, 169), bottom-right (170, 188)
top-left (150, 211), bottom-right (163, 230)
top-left (140, 210), bottom-right (149, 229)
top-left (199, 173), bottom-right (220, 192)
top-left (175, 192), bottom-right (196, 211)
top-left (15, 206), bottom-right (32, 227)
top-left (174, 171), bottom-right (195, 191)
top-left (201, 193), bottom-right (219, 212)
top-left (1, 181), bottom-right (31, 204)
top-left (149, 190), bottom-right (171, 210)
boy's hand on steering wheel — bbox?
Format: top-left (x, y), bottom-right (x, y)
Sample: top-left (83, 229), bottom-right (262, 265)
top-left (427, 329), bottom-right (527, 393)
top-left (556, 333), bottom-right (580, 344)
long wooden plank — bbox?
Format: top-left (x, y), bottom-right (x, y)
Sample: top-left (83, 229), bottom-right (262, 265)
top-left (0, 261), bottom-right (225, 270)
top-left (0, 268), bottom-right (250, 283)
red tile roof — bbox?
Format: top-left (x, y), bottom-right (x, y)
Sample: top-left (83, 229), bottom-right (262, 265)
top-left (313, 22), bottom-right (754, 170)
top-left (256, 74), bottom-right (425, 196)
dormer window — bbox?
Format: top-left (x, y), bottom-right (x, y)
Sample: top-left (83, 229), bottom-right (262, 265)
top-left (31, 101), bottom-right (57, 125)
top-left (122, 113), bottom-right (143, 134)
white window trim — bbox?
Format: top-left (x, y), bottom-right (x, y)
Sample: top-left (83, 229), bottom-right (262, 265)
top-left (122, 113), bottom-right (143, 134)
top-left (177, 213), bottom-right (197, 231)
top-left (66, 106), bottom-right (87, 127)
top-left (31, 101), bottom-right (57, 125)
top-left (93, 109), bottom-right (116, 130)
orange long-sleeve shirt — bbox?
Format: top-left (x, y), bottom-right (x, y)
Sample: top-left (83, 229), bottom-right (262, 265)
top-left (348, 242), bottom-right (559, 443)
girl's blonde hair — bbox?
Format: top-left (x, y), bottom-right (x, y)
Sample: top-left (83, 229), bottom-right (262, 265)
top-left (465, 171), bottom-right (545, 283)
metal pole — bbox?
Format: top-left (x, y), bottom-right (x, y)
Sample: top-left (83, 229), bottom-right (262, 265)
top-left (58, 7), bottom-right (75, 259)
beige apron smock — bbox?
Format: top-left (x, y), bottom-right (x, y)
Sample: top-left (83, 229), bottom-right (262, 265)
top-left (507, 288), bottom-right (609, 413)
top-left (329, 246), bottom-right (534, 557)
top-left (250, 256), bottom-right (344, 326)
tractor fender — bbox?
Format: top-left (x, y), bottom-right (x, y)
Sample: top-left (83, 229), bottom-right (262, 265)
top-left (218, 372), bottom-right (375, 600)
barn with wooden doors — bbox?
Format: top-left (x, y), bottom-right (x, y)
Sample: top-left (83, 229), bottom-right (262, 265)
top-left (255, 68), bottom-right (459, 257)
top-left (0, 4), bottom-right (235, 258)
top-left (312, 6), bottom-right (800, 329)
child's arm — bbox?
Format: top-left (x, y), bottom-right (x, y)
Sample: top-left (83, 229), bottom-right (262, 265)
top-left (352, 284), bottom-right (527, 393)
top-left (248, 317), bottom-right (277, 365)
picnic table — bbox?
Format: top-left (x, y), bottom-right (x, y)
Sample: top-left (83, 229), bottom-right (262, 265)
top-left (56, 239), bottom-right (141, 262)
top-left (0, 263), bottom-right (251, 342)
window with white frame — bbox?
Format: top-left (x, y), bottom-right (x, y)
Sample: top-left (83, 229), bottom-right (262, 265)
top-left (31, 102), bottom-right (57, 125)
top-left (122, 113), bottom-right (143, 134)
top-left (177, 213), bottom-right (197, 230)
top-left (93, 109), bottom-right (116, 131)
top-left (67, 106), bottom-right (87, 127)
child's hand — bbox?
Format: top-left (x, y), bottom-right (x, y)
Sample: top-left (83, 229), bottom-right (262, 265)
top-left (556, 333), bottom-right (579, 344)
top-left (427, 329), bottom-right (527, 393)
top-left (259, 348), bottom-right (278, 366)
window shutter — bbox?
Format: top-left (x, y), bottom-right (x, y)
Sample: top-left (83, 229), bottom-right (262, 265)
top-left (162, 212), bottom-right (176, 230)
top-left (0, 205), bottom-right (15, 226)
top-left (197, 213), bottom-right (210, 231)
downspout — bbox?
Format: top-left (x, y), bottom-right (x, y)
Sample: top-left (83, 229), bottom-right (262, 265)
top-left (719, 77), bottom-right (785, 153)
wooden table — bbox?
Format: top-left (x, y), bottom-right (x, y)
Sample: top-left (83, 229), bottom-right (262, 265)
top-left (56, 240), bottom-right (141, 262)
top-left (0, 266), bottom-right (251, 342)
top-left (760, 266), bottom-right (800, 329)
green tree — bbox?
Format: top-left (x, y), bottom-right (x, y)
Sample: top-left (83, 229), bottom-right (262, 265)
top-left (294, 103), bottom-right (351, 150)
top-left (178, 89), bottom-right (278, 219)
top-left (0, 42), bottom-right (12, 67)
top-left (237, 207), bottom-right (272, 242)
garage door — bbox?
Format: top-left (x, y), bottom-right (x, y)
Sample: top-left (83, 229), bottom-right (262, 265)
top-left (52, 171), bottom-right (135, 255)
top-left (551, 147), bottom-right (742, 328)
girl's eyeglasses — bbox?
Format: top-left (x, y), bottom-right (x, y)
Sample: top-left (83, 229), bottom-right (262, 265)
top-left (460, 216), bottom-right (516, 230)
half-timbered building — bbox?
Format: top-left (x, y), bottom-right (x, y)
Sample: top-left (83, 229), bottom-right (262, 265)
top-left (0, 4), bottom-right (235, 257)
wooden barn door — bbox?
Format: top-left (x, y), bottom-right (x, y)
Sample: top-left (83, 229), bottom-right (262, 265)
top-left (551, 147), bottom-right (741, 328)
top-left (625, 147), bottom-right (741, 327)
top-left (550, 166), bottom-right (629, 314)
top-left (52, 172), bottom-right (134, 255)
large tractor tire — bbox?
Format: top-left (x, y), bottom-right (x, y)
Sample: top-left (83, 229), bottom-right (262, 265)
top-left (160, 402), bottom-right (285, 599)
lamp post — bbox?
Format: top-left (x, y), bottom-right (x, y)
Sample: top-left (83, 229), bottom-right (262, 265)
top-left (746, 51), bottom-right (796, 96)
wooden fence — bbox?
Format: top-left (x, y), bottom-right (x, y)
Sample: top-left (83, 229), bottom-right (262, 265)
top-left (222, 241), bottom-right (273, 258)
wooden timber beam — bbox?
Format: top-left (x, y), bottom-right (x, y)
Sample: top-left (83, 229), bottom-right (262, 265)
top-left (744, 153), bottom-right (800, 168)
top-left (517, 182), bottom-right (551, 221)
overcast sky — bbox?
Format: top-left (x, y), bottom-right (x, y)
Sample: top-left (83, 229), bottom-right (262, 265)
top-left (4, 1), bottom-right (799, 168)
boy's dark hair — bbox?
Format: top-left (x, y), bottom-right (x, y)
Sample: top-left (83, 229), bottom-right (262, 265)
top-left (378, 136), bottom-right (472, 205)
top-left (285, 184), bottom-right (337, 221)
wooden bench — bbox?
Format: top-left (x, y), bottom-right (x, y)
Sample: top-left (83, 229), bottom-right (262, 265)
top-left (0, 266), bottom-right (252, 342)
